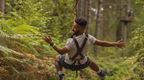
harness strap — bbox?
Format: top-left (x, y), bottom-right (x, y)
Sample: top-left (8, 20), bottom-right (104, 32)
top-left (70, 34), bottom-right (88, 61)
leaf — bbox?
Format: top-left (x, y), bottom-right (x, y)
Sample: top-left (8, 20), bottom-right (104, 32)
top-left (12, 24), bottom-right (40, 34)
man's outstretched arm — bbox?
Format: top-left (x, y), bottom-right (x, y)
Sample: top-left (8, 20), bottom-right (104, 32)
top-left (43, 36), bottom-right (70, 54)
top-left (94, 39), bottom-right (125, 48)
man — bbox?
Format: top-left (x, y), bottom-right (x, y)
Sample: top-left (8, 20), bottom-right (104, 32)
top-left (44, 18), bottom-right (125, 80)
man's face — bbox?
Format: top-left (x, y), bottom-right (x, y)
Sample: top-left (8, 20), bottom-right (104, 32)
top-left (72, 22), bottom-right (79, 33)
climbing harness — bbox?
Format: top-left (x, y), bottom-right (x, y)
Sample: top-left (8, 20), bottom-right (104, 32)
top-left (70, 33), bottom-right (88, 65)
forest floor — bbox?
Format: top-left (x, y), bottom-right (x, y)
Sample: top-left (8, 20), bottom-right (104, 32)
top-left (0, 46), bottom-right (143, 80)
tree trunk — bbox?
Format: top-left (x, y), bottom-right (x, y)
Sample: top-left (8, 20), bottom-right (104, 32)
top-left (76, 0), bottom-right (91, 32)
top-left (95, 0), bottom-right (104, 40)
top-left (94, 0), bottom-right (104, 53)
top-left (10, 0), bottom-right (15, 12)
top-left (0, 0), bottom-right (5, 16)
top-left (116, 0), bottom-right (133, 41)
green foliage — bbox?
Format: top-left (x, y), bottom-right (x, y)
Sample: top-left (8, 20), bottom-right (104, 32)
top-left (117, 25), bottom-right (144, 80)
top-left (39, 0), bottom-right (74, 40)
top-left (12, 24), bottom-right (40, 34)
top-left (6, 0), bottom-right (46, 27)
top-left (131, 0), bottom-right (144, 30)
top-left (125, 26), bottom-right (144, 57)
top-left (130, 26), bottom-right (144, 49)
top-left (1, 0), bottom-right (76, 56)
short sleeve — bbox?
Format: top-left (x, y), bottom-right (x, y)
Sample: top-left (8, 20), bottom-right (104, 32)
top-left (65, 38), bottom-right (73, 50)
top-left (88, 34), bottom-right (97, 44)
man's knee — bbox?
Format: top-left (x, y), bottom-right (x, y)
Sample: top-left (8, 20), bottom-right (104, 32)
top-left (89, 59), bottom-right (97, 66)
top-left (54, 56), bottom-right (60, 66)
top-left (55, 55), bottom-right (64, 70)
top-left (55, 55), bottom-right (61, 62)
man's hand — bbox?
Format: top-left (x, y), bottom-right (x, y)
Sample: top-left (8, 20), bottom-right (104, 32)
top-left (43, 36), bottom-right (69, 54)
top-left (116, 40), bottom-right (126, 48)
top-left (44, 36), bottom-right (53, 44)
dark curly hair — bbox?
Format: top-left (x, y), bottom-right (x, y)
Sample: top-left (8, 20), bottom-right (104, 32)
top-left (75, 18), bottom-right (87, 28)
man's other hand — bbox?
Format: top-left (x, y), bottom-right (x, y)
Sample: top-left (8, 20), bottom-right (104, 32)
top-left (116, 40), bottom-right (126, 48)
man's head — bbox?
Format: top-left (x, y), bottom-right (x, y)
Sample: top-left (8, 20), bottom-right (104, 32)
top-left (72, 18), bottom-right (87, 35)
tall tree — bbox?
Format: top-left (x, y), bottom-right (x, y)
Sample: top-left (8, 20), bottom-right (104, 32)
top-left (0, 0), bottom-right (5, 15)
top-left (10, 0), bottom-right (15, 12)
top-left (94, 0), bottom-right (104, 53)
top-left (76, 0), bottom-right (91, 32)
top-left (95, 0), bottom-right (104, 40)
top-left (116, 0), bottom-right (133, 41)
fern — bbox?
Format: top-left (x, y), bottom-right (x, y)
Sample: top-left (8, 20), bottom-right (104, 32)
top-left (0, 28), bottom-right (40, 55)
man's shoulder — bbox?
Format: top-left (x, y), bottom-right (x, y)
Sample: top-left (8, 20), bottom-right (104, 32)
top-left (67, 38), bottom-right (73, 40)
top-left (66, 38), bottom-right (73, 43)
top-left (87, 34), bottom-right (95, 38)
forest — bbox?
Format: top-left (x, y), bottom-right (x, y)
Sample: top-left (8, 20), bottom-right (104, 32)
top-left (0, 0), bottom-right (144, 80)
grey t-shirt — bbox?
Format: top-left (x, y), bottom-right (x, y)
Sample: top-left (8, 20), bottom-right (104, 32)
top-left (64, 33), bottom-right (97, 65)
